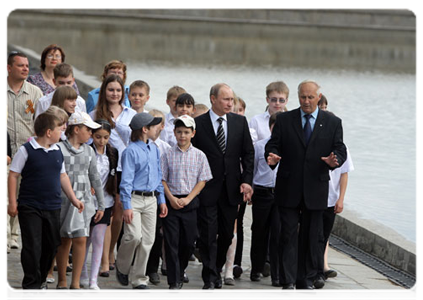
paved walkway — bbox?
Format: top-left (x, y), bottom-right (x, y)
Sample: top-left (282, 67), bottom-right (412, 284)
top-left (6, 205), bottom-right (406, 298)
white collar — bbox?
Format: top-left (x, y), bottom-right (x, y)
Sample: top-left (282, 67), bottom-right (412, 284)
top-left (209, 108), bottom-right (227, 123)
top-left (29, 137), bottom-right (60, 152)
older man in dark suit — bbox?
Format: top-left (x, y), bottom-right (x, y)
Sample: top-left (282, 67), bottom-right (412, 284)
top-left (265, 80), bottom-right (347, 289)
top-left (192, 83), bottom-right (254, 289)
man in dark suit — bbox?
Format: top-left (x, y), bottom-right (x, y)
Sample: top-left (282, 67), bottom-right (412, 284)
top-left (265, 80), bottom-right (347, 289)
top-left (192, 83), bottom-right (254, 289)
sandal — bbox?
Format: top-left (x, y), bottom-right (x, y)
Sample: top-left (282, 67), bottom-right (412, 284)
top-left (99, 271), bottom-right (110, 277)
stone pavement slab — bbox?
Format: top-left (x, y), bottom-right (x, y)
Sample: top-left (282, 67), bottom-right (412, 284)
top-left (5, 207), bottom-right (420, 300)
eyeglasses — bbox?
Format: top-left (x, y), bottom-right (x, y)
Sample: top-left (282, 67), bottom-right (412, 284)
top-left (47, 54), bottom-right (62, 59)
top-left (268, 97), bottom-right (286, 104)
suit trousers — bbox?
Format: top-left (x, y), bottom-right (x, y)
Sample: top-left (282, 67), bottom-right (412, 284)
top-left (116, 194), bottom-right (157, 287)
top-left (198, 187), bottom-right (238, 284)
top-left (250, 187), bottom-right (280, 281)
top-left (162, 198), bottom-right (197, 285)
top-left (317, 206), bottom-right (337, 277)
top-left (278, 205), bottom-right (324, 287)
top-left (234, 201), bottom-right (246, 267)
top-left (18, 205), bottom-right (61, 289)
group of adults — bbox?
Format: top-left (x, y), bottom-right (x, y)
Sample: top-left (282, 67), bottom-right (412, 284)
top-left (7, 43), bottom-right (346, 290)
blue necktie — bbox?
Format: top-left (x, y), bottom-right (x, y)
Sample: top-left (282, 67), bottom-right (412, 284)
top-left (304, 114), bottom-right (312, 145)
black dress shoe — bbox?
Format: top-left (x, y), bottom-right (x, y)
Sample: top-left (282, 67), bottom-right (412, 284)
top-left (296, 284), bottom-right (314, 290)
top-left (183, 272), bottom-right (189, 283)
top-left (215, 278), bottom-right (223, 289)
top-left (282, 283), bottom-right (295, 289)
top-left (313, 276), bottom-right (325, 289)
top-left (169, 282), bottom-right (183, 289)
top-left (233, 265), bottom-right (243, 278)
top-left (250, 272), bottom-right (261, 282)
top-left (272, 280), bottom-right (282, 287)
top-left (161, 267), bottom-right (167, 276)
top-left (133, 284), bottom-right (149, 289)
top-left (148, 272), bottom-right (160, 284)
top-left (115, 264), bottom-right (129, 286)
top-left (297, 286), bottom-right (316, 295)
top-left (202, 282), bottom-right (215, 289)
top-left (262, 262), bottom-right (271, 277)
top-left (38, 281), bottom-right (48, 295)
top-left (324, 269), bottom-right (338, 279)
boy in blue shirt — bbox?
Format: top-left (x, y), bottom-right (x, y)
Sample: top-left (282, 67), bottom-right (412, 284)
top-left (115, 112), bottom-right (168, 289)
top-left (8, 106), bottom-right (84, 289)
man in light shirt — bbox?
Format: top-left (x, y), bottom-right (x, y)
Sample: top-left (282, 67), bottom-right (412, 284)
top-left (34, 63), bottom-right (86, 120)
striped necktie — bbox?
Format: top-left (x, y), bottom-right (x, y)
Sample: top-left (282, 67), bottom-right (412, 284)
top-left (216, 117), bottom-right (226, 153)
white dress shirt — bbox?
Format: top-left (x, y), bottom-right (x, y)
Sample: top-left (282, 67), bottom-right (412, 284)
top-left (249, 111), bottom-right (271, 141)
top-left (34, 91), bottom-right (87, 120)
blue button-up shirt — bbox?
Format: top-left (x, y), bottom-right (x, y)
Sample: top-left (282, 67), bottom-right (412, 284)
top-left (300, 107), bottom-right (319, 131)
top-left (119, 140), bottom-right (165, 210)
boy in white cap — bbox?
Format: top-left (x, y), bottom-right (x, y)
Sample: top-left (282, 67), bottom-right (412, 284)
top-left (161, 114), bottom-right (213, 289)
top-left (115, 112), bottom-right (168, 289)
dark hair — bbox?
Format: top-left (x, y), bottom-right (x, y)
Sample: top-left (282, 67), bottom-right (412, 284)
top-left (95, 74), bottom-right (125, 128)
top-left (130, 128), bottom-right (147, 142)
top-left (93, 119), bottom-right (112, 134)
top-left (7, 51), bottom-right (27, 66)
top-left (176, 93), bottom-right (195, 106)
top-left (318, 95), bottom-right (328, 107)
top-left (91, 119), bottom-right (118, 196)
top-left (269, 111), bottom-right (283, 128)
top-left (40, 44), bottom-right (65, 71)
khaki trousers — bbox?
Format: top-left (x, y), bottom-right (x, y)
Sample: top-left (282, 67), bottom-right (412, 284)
top-left (116, 194), bottom-right (157, 287)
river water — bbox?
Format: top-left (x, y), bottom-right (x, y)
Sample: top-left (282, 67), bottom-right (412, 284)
top-left (126, 62), bottom-right (416, 243)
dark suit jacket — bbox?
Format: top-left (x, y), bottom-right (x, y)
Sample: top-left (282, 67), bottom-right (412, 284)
top-left (192, 111), bottom-right (254, 207)
top-left (265, 108), bottom-right (347, 210)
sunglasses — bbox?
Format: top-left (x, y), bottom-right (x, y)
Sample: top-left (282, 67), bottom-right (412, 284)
top-left (268, 97), bottom-right (286, 104)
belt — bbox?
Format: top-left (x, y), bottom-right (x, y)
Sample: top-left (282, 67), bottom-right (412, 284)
top-left (132, 191), bottom-right (159, 197)
top-left (254, 185), bottom-right (275, 194)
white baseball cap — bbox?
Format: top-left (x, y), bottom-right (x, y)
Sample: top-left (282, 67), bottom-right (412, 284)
top-left (68, 111), bottom-right (101, 129)
top-left (174, 114), bottom-right (196, 130)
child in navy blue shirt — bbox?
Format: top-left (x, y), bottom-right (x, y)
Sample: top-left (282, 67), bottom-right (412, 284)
top-left (8, 106), bottom-right (83, 289)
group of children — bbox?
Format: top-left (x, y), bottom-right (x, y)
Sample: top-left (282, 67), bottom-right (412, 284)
top-left (8, 56), bottom-right (353, 291)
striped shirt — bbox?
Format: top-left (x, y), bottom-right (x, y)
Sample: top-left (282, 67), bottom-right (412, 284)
top-left (7, 80), bottom-right (43, 156)
top-left (161, 144), bottom-right (212, 196)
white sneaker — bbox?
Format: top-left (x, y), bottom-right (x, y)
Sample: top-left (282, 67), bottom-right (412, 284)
top-left (46, 276), bottom-right (55, 283)
top-left (80, 278), bottom-right (89, 288)
top-left (89, 284), bottom-right (100, 290)
top-left (10, 240), bottom-right (19, 249)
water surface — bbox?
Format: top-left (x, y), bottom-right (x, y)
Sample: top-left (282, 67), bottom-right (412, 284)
top-left (126, 62), bottom-right (416, 242)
